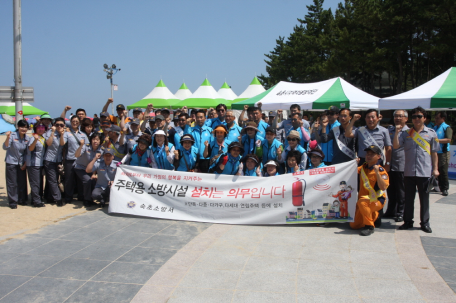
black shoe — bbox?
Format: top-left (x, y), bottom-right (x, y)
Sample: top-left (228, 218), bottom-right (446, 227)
top-left (398, 222), bottom-right (414, 230)
top-left (442, 190), bottom-right (448, 196)
top-left (360, 226), bottom-right (375, 236)
top-left (421, 226), bottom-right (432, 233)
top-left (83, 200), bottom-right (94, 207)
top-left (9, 205), bottom-right (17, 209)
top-left (56, 200), bottom-right (63, 207)
top-left (395, 216), bottom-right (404, 222)
top-left (18, 202), bottom-right (28, 206)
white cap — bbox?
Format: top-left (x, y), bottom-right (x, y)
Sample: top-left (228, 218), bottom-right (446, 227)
top-left (265, 160), bottom-right (278, 167)
top-left (154, 130), bottom-right (166, 136)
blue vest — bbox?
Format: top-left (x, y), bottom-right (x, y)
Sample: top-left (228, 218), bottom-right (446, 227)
top-left (129, 144), bottom-right (151, 167)
top-left (210, 153), bottom-right (241, 175)
top-left (307, 162), bottom-right (327, 170)
top-left (208, 138), bottom-right (231, 159)
top-left (319, 121), bottom-right (340, 162)
top-left (241, 134), bottom-right (264, 157)
top-left (227, 124), bottom-right (242, 142)
top-left (434, 122), bottom-right (450, 153)
top-left (187, 125), bottom-right (213, 159)
top-left (260, 138), bottom-right (283, 165)
top-left (151, 142), bottom-right (174, 170)
top-left (176, 146), bottom-right (199, 172)
top-left (284, 127), bottom-right (310, 151)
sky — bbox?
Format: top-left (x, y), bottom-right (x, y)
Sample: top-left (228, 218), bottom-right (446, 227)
top-left (0, 0), bottom-right (341, 117)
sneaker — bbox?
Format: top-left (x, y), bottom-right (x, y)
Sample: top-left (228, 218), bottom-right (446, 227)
top-left (360, 226), bottom-right (374, 236)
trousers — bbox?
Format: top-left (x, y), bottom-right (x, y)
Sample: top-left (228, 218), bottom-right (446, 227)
top-left (404, 176), bottom-right (430, 227)
top-left (92, 187), bottom-right (111, 202)
top-left (385, 171), bottom-right (405, 217)
top-left (44, 161), bottom-right (62, 202)
top-left (27, 166), bottom-right (43, 204)
top-left (5, 163), bottom-right (27, 206)
top-left (350, 197), bottom-right (384, 229)
top-left (74, 168), bottom-right (94, 202)
top-left (437, 152), bottom-right (450, 191)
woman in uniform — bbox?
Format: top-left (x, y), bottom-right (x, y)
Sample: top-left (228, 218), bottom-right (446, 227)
top-left (74, 132), bottom-right (103, 207)
top-left (26, 121), bottom-right (47, 207)
top-left (3, 119), bottom-right (30, 209)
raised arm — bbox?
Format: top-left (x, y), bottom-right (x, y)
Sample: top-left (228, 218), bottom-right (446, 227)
top-left (393, 125), bottom-right (403, 149)
top-left (102, 98), bottom-right (113, 113)
top-left (60, 106), bottom-right (71, 119)
top-left (86, 152), bottom-right (101, 173)
top-left (345, 114), bottom-right (360, 138)
top-left (46, 126), bottom-right (57, 146)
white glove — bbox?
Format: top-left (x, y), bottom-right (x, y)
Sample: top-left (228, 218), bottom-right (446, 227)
top-left (255, 139), bottom-right (261, 148)
top-left (238, 162), bottom-right (244, 175)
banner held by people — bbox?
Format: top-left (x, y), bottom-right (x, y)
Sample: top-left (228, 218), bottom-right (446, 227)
top-left (109, 160), bottom-right (358, 225)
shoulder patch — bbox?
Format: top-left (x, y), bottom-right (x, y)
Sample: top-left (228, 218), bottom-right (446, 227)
top-left (379, 167), bottom-right (384, 172)
top-left (86, 143), bottom-right (90, 146)
top-left (381, 174), bottom-right (388, 180)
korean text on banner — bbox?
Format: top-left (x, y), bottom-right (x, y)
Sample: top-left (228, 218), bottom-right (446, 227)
top-left (109, 160), bottom-right (358, 225)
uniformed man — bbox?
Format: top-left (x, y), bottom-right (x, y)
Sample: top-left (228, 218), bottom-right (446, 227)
top-left (350, 145), bottom-right (389, 236)
top-left (384, 110), bottom-right (409, 222)
top-left (433, 111), bottom-right (452, 196)
top-left (313, 108), bottom-right (356, 165)
top-left (394, 106), bottom-right (440, 233)
top-left (86, 148), bottom-right (118, 207)
top-left (125, 118), bottom-right (142, 151)
top-left (346, 109), bottom-right (392, 170)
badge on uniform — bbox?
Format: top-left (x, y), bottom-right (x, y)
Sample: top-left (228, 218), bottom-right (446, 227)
top-left (382, 175), bottom-right (388, 180)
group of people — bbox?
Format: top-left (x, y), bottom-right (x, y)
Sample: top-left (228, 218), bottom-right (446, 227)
top-left (3, 99), bottom-right (447, 237)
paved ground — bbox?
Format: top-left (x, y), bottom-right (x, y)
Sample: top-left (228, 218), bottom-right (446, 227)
top-left (1, 182), bottom-right (455, 302)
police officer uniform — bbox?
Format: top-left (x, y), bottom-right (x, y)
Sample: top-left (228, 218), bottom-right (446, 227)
top-left (320, 125), bottom-right (357, 165)
top-left (398, 126), bottom-right (440, 231)
top-left (63, 128), bottom-right (89, 203)
top-left (384, 125), bottom-right (409, 221)
top-left (26, 135), bottom-right (46, 207)
top-left (355, 125), bottom-right (392, 165)
top-left (44, 130), bottom-right (64, 204)
top-left (3, 131), bottom-right (29, 208)
top-left (91, 148), bottom-right (118, 206)
top-left (74, 143), bottom-right (104, 204)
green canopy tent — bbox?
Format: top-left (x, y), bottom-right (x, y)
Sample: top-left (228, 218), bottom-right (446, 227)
top-left (232, 78), bottom-right (379, 110)
top-left (128, 80), bottom-right (181, 109)
top-left (0, 102), bottom-right (48, 116)
top-left (174, 78), bottom-right (226, 109)
top-left (379, 67), bottom-right (456, 109)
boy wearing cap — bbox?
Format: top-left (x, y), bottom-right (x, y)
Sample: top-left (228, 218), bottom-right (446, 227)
top-left (257, 126), bottom-right (284, 166)
top-left (86, 148), bottom-right (118, 207)
top-left (174, 134), bottom-right (199, 172)
top-left (350, 145), bottom-right (389, 236)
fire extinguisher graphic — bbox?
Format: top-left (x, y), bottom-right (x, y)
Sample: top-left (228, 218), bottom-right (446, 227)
top-left (292, 178), bottom-right (306, 206)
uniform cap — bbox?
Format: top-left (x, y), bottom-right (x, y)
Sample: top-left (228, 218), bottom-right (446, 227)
top-left (116, 104), bottom-right (125, 110)
top-left (130, 118), bottom-right (140, 125)
top-left (100, 111), bottom-right (110, 117)
top-left (104, 148), bottom-right (115, 155)
top-left (132, 107), bottom-right (142, 113)
top-left (364, 145), bottom-right (382, 155)
top-left (106, 125), bottom-right (121, 132)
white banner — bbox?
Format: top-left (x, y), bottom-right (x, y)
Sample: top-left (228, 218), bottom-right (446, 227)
top-left (109, 160), bottom-right (358, 225)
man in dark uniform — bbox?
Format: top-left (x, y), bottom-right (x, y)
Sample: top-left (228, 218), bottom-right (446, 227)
top-left (86, 148), bottom-right (118, 207)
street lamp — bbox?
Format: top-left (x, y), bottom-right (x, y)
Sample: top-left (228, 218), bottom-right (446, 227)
top-left (103, 63), bottom-right (121, 115)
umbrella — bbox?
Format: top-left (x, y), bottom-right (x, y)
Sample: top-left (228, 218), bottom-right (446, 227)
top-left (231, 77), bottom-right (379, 110)
top-left (174, 78), bottom-right (226, 109)
top-left (379, 67), bottom-right (456, 109)
top-left (128, 80), bottom-right (181, 109)
top-left (0, 102), bottom-right (48, 116)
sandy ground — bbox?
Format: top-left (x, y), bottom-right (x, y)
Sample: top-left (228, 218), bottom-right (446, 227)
top-left (0, 134), bottom-right (101, 242)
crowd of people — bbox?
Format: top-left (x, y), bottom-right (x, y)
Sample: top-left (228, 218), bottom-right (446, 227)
top-left (3, 98), bottom-right (447, 236)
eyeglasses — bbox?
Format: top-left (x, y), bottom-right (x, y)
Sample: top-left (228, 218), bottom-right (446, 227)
top-left (55, 124), bottom-right (64, 127)
top-left (394, 115), bottom-right (405, 118)
top-left (287, 138), bottom-right (298, 141)
top-left (412, 114), bottom-right (424, 119)
top-left (216, 109), bottom-right (225, 112)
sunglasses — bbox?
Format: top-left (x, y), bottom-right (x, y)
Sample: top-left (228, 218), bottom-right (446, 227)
top-left (287, 138), bottom-right (298, 141)
top-left (412, 114), bottom-right (424, 119)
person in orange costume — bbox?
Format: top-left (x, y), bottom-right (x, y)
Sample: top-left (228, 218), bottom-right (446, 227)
top-left (350, 145), bottom-right (389, 236)
top-left (331, 181), bottom-right (353, 218)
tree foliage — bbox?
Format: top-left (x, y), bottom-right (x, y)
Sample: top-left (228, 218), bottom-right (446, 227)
top-left (259, 0), bottom-right (456, 96)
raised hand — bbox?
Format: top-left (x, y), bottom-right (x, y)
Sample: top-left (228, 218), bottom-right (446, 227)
top-left (277, 147), bottom-right (282, 156)
top-left (204, 140), bottom-right (209, 147)
top-left (95, 153), bottom-right (102, 160)
top-left (147, 104), bottom-right (154, 111)
top-left (295, 164), bottom-right (300, 172)
top-left (244, 105), bottom-right (249, 111)
top-left (174, 150), bottom-right (179, 159)
top-left (51, 126), bottom-right (56, 132)
top-left (58, 127), bottom-right (65, 135)
top-left (6, 131), bottom-right (11, 138)
top-left (65, 105), bottom-right (72, 111)
top-left (395, 124), bottom-right (403, 132)
top-left (107, 98), bottom-right (114, 104)
top-left (165, 145), bottom-right (169, 153)
top-left (33, 133), bottom-right (39, 139)
top-left (256, 166), bottom-right (261, 176)
top-left (123, 110), bottom-right (128, 117)
top-left (79, 139), bottom-right (85, 145)
top-left (353, 114), bottom-right (361, 121)
top-left (255, 139), bottom-right (261, 148)
top-left (257, 102), bottom-right (262, 108)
